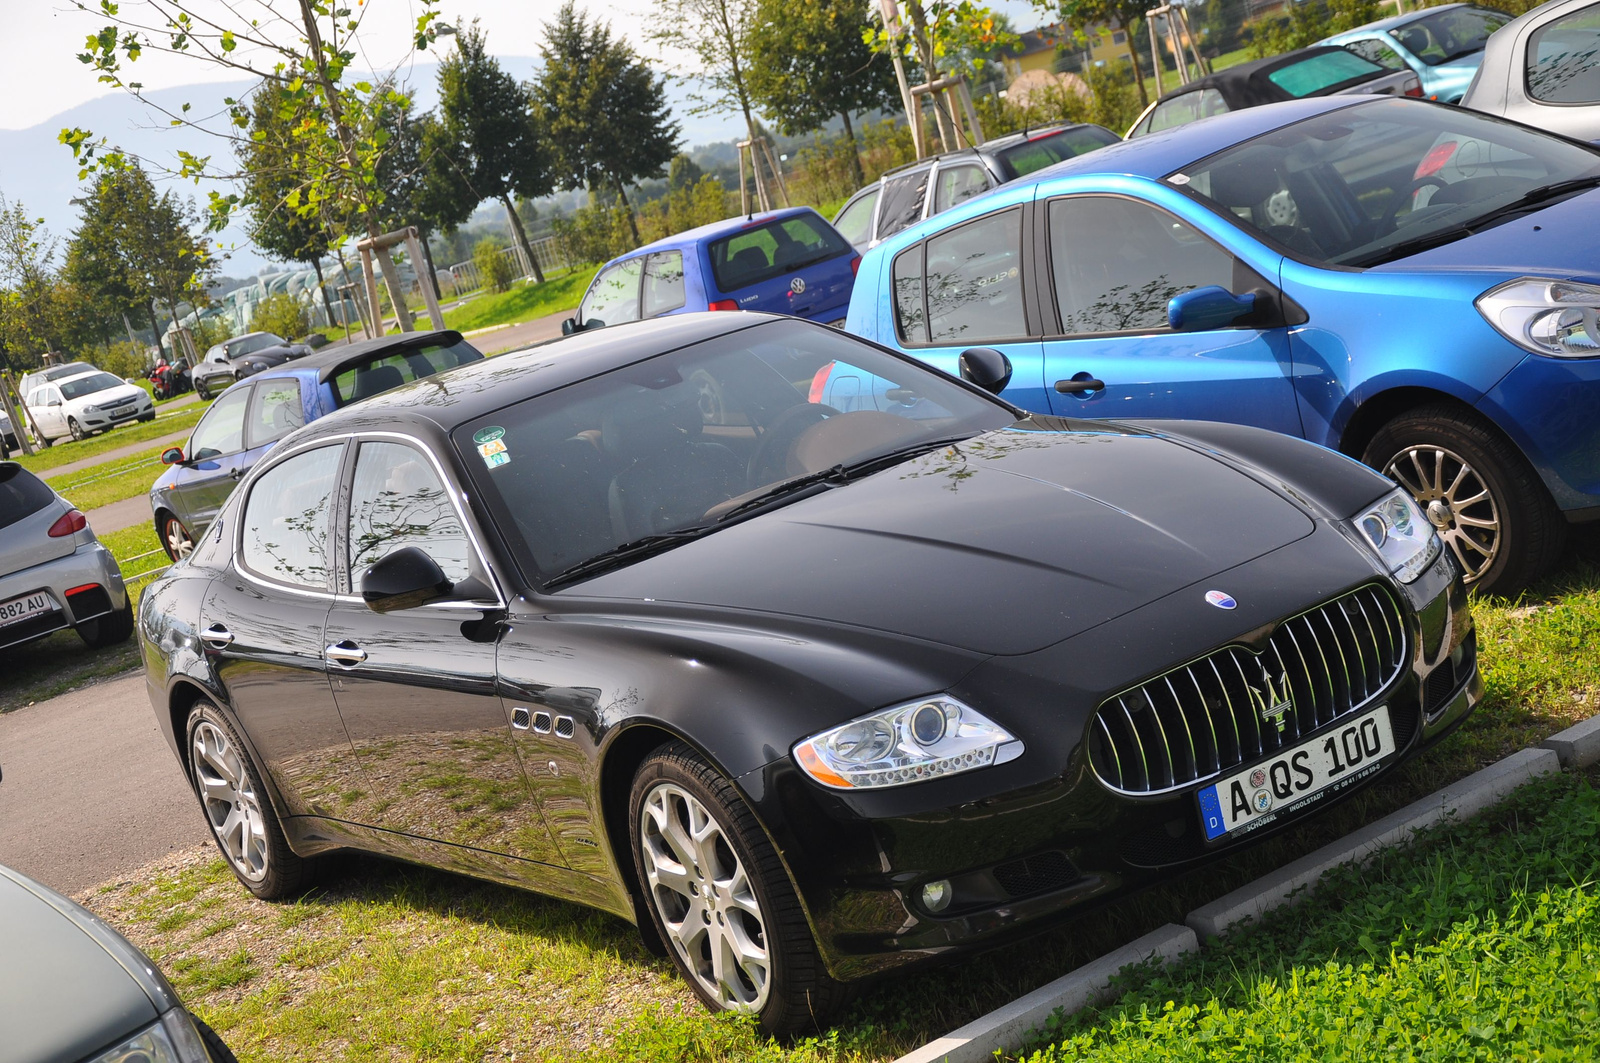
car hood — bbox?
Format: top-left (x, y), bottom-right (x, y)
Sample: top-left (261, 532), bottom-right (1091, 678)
top-left (69, 382), bottom-right (147, 409)
top-left (1375, 187), bottom-right (1600, 282)
top-left (569, 422), bottom-right (1317, 655)
top-left (0, 869), bottom-right (160, 1062)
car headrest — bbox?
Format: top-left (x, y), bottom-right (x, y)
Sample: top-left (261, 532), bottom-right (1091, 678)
top-left (1204, 155), bottom-right (1285, 208)
top-left (600, 390), bottom-right (704, 458)
top-left (1396, 27), bottom-right (1429, 55)
top-left (351, 364), bottom-right (406, 401)
top-left (728, 246), bottom-right (769, 275)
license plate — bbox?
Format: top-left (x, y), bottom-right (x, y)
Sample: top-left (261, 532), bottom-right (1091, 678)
top-left (1198, 705), bottom-right (1394, 841)
top-left (0, 590), bottom-right (54, 627)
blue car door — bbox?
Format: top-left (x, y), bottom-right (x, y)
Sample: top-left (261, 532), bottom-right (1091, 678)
top-left (1037, 193), bottom-right (1302, 436)
top-left (173, 383), bottom-right (255, 532)
top-left (885, 204), bottom-right (1047, 413)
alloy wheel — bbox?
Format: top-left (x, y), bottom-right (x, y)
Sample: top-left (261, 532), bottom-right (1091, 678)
top-left (1384, 444), bottom-right (1500, 583)
top-left (639, 781), bottom-right (771, 1013)
top-left (165, 518), bottom-right (194, 560)
top-left (191, 720), bottom-right (270, 882)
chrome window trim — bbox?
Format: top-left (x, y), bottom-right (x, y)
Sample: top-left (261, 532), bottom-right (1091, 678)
top-left (233, 429), bottom-right (509, 610)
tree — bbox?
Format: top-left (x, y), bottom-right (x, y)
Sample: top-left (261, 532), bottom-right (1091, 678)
top-left (536, 3), bottom-right (680, 246)
top-left (668, 154), bottom-right (705, 192)
top-left (63, 0), bottom-right (451, 333)
top-left (0, 195), bottom-right (68, 358)
top-left (1036, 0), bottom-right (1152, 106)
top-left (647, 0), bottom-right (765, 184)
top-left (436, 22), bottom-right (553, 284)
top-left (746, 0), bottom-right (900, 185)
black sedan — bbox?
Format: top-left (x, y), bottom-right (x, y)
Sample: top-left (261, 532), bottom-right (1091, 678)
top-left (137, 313), bottom-right (1478, 1033)
top-left (191, 331), bottom-right (311, 400)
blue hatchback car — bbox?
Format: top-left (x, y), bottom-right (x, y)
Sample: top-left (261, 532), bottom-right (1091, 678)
top-left (1320, 3), bottom-right (1512, 103)
top-left (565, 207), bottom-right (860, 333)
top-left (847, 95), bottom-right (1600, 596)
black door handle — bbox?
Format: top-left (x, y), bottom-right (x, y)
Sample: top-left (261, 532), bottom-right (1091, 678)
top-left (1055, 378), bottom-right (1106, 394)
top-left (229, 467), bottom-right (244, 480)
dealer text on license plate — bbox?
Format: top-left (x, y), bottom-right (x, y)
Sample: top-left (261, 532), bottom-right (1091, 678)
top-left (1198, 705), bottom-right (1394, 841)
top-left (0, 590), bottom-right (53, 628)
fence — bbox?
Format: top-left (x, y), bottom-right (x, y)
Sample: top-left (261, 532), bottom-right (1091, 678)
top-left (448, 237), bottom-right (570, 296)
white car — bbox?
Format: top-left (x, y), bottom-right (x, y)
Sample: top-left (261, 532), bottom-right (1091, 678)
top-left (25, 370), bottom-right (155, 445)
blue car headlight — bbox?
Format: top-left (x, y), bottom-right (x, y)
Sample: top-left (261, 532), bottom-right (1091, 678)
top-left (1476, 277), bottom-right (1600, 357)
top-left (793, 696), bottom-right (1023, 790)
top-left (1355, 489), bottom-right (1441, 583)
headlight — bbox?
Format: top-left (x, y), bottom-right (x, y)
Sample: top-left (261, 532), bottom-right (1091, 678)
top-left (88, 1009), bottom-right (211, 1063)
top-left (1354, 488), bottom-right (1441, 583)
top-left (1476, 277), bottom-right (1600, 357)
top-left (792, 695), bottom-right (1023, 790)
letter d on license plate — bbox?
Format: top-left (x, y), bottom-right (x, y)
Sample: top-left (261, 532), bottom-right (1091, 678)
top-left (1198, 705), bottom-right (1394, 841)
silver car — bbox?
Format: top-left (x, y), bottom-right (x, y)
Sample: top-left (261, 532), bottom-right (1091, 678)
top-left (0, 461), bottom-right (132, 652)
top-left (0, 859), bottom-right (235, 1062)
top-left (1462, 0), bottom-right (1600, 142)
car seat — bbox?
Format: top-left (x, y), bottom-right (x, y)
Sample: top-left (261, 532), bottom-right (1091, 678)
top-left (602, 390), bottom-right (743, 541)
top-left (350, 364), bottom-right (406, 401)
top-left (727, 245), bottom-right (770, 280)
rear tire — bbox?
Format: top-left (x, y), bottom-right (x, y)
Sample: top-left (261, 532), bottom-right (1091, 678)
top-left (629, 742), bottom-right (847, 1035)
top-left (76, 599), bottom-right (134, 648)
top-left (160, 513), bottom-right (195, 562)
top-left (185, 701), bottom-right (318, 899)
top-left (1363, 403), bottom-right (1565, 597)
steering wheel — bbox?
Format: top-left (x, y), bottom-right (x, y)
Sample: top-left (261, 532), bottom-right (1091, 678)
top-left (1381, 176), bottom-right (1449, 233)
top-left (747, 403), bottom-right (839, 487)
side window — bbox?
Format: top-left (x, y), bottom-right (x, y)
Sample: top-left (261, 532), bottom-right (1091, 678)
top-left (1344, 36), bottom-right (1408, 70)
top-left (246, 378), bottom-right (305, 449)
top-left (241, 444), bottom-right (341, 589)
top-left (641, 251), bottom-right (687, 317)
top-left (877, 170), bottom-right (931, 240)
top-left (1048, 196), bottom-right (1236, 335)
top-left (347, 441), bottom-right (471, 586)
top-left (1527, 2), bottom-right (1600, 103)
top-left (579, 259), bottom-right (643, 327)
top-left (1148, 89), bottom-right (1228, 134)
top-left (925, 208), bottom-right (1025, 344)
top-left (188, 385), bottom-right (252, 459)
top-left (893, 247), bottom-right (927, 344)
top-left (833, 188), bottom-right (880, 246)
top-left (933, 164), bottom-right (990, 213)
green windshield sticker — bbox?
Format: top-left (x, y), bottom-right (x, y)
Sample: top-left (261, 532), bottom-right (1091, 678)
top-left (484, 450), bottom-right (511, 469)
top-left (473, 426), bottom-right (505, 445)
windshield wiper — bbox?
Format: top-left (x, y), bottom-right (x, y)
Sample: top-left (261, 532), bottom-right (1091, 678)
top-left (544, 528), bottom-right (715, 589)
top-left (1353, 175), bottom-right (1600, 267)
top-left (715, 434), bottom-right (977, 523)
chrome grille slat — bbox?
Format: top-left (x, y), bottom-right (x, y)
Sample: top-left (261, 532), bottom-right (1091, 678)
top-left (1089, 586), bottom-right (1409, 796)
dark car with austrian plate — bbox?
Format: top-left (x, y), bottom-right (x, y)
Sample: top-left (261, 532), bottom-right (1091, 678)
top-left (136, 312), bottom-right (1477, 1034)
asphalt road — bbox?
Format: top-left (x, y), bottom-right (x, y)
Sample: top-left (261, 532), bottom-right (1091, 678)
top-left (472, 310), bottom-right (569, 355)
top-left (84, 494), bottom-right (155, 536)
top-left (0, 672), bottom-right (207, 894)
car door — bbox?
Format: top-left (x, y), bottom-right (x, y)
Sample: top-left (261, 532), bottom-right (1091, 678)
top-left (25, 388), bottom-right (59, 440)
top-left (886, 204), bottom-right (1049, 414)
top-left (201, 441), bottom-right (355, 819)
top-left (578, 258), bottom-right (644, 329)
top-left (321, 436), bottom-right (563, 864)
top-left (640, 251), bottom-right (688, 319)
top-left (174, 383), bottom-right (254, 533)
top-left (1038, 193), bottom-right (1302, 434)
top-left (930, 162), bottom-right (990, 217)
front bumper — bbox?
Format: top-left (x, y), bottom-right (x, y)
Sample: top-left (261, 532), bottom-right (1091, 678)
top-left (740, 525), bottom-right (1476, 980)
top-left (1479, 351), bottom-right (1600, 515)
top-left (78, 398), bottom-right (155, 431)
top-left (0, 542), bottom-right (127, 651)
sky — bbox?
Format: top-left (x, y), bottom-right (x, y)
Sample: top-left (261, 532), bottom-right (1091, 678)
top-left (2, 0), bottom-right (1047, 133)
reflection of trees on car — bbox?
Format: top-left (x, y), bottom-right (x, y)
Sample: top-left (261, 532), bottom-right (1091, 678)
top-left (1062, 278), bottom-right (1185, 335)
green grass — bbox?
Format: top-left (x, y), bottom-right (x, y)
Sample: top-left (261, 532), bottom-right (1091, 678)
top-left (441, 264), bottom-right (600, 334)
top-left (13, 403), bottom-right (205, 475)
top-left (54, 444), bottom-right (169, 512)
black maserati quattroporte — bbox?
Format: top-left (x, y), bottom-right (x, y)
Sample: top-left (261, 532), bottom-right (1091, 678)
top-left (138, 313), bottom-right (1478, 1032)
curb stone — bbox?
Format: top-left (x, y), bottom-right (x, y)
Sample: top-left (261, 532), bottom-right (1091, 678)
top-left (893, 924), bottom-right (1198, 1063)
top-left (1540, 712), bottom-right (1600, 769)
top-left (1186, 746), bottom-right (1559, 939)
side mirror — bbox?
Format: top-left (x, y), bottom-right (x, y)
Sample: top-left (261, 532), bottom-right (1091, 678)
top-left (1168, 286), bottom-right (1256, 332)
top-left (46, 397), bottom-right (61, 407)
top-left (958, 347), bottom-right (1013, 395)
top-left (124, 377), bottom-right (138, 385)
top-left (361, 546), bottom-right (453, 613)
top-left (161, 447), bottom-right (185, 465)
top-left (561, 316), bottom-right (581, 336)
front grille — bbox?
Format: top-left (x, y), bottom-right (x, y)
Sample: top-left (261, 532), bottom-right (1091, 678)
top-left (992, 851), bottom-right (1078, 899)
top-left (1089, 585), bottom-right (1408, 796)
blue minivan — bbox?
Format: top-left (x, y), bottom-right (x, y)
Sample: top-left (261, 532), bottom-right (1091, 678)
top-left (847, 95), bottom-right (1600, 597)
top-left (565, 208), bottom-right (860, 332)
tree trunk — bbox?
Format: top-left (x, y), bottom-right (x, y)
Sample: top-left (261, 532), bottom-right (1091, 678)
top-left (311, 258), bottom-right (336, 328)
top-left (1123, 20), bottom-right (1150, 108)
top-left (500, 195), bottom-right (546, 285)
top-left (906, 2), bottom-right (955, 152)
top-left (145, 302), bottom-right (167, 360)
top-left (840, 111), bottom-right (864, 186)
top-left (612, 177), bottom-right (642, 246)
top-left (370, 232), bottom-right (414, 333)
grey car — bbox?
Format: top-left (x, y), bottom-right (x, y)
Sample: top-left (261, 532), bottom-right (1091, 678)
top-left (0, 859), bottom-right (235, 1062)
top-left (0, 462), bottom-right (132, 653)
top-left (1462, 0), bottom-right (1600, 142)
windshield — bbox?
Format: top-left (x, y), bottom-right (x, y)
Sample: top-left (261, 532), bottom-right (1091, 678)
top-left (455, 319), bottom-right (1014, 586)
top-left (229, 333), bottom-right (285, 357)
top-left (60, 372), bottom-right (123, 399)
top-left (1389, 6), bottom-right (1509, 65)
top-left (0, 464), bottom-right (54, 531)
top-left (707, 214), bottom-right (851, 293)
top-left (993, 126), bottom-right (1120, 179)
top-left (1176, 99), bottom-right (1600, 268)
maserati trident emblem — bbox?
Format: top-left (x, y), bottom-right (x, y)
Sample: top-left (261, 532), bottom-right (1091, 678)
top-left (1249, 665), bottom-right (1295, 733)
top-left (1205, 590), bottom-right (1236, 610)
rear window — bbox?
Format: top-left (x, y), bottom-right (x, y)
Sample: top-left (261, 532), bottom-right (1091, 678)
top-left (708, 213), bottom-right (851, 293)
top-left (993, 126), bottom-right (1121, 179)
top-left (0, 463), bottom-right (56, 531)
top-left (1267, 50), bottom-right (1383, 97)
top-left (331, 339), bottom-right (484, 406)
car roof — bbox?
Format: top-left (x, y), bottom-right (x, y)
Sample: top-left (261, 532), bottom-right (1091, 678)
top-left (618, 207), bottom-right (825, 260)
top-left (1020, 95), bottom-right (1375, 181)
top-left (253, 329), bottom-right (470, 385)
top-left (876, 123), bottom-right (1106, 179)
top-left (1323, 1), bottom-right (1476, 37)
top-left (290, 313), bottom-right (782, 442)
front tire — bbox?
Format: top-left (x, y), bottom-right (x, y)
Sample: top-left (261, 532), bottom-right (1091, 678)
top-left (68, 417), bottom-right (86, 442)
top-left (629, 742), bottom-right (846, 1035)
top-left (185, 701), bottom-right (318, 899)
top-left (195, 380), bottom-right (211, 401)
top-left (1363, 403), bottom-right (1565, 597)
